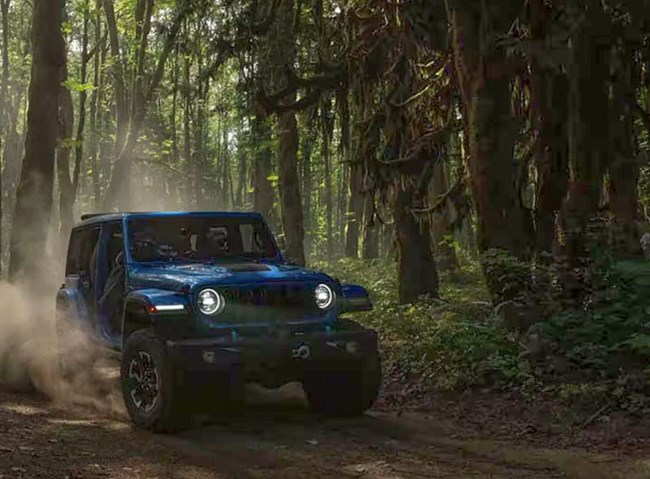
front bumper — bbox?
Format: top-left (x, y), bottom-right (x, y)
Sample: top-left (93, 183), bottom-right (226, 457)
top-left (166, 327), bottom-right (378, 384)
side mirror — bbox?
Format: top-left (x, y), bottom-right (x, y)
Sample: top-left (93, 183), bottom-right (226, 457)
top-left (339, 284), bottom-right (373, 313)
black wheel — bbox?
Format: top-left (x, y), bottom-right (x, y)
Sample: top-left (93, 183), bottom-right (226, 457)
top-left (303, 352), bottom-right (382, 417)
top-left (120, 329), bottom-right (188, 432)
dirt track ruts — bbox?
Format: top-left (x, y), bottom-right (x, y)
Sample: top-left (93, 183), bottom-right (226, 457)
top-left (0, 382), bottom-right (648, 479)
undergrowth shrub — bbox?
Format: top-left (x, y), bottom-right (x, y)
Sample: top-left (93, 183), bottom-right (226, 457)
top-left (314, 258), bottom-right (526, 392)
top-left (316, 254), bottom-right (650, 414)
top-left (533, 254), bottom-right (650, 413)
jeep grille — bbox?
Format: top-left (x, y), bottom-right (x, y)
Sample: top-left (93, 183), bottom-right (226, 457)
top-left (216, 284), bottom-right (324, 322)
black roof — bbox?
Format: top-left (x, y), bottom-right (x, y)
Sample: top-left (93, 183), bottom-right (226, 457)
top-left (75, 211), bottom-right (263, 229)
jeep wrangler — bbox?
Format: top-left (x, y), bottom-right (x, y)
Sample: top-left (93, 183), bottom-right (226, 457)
top-left (56, 212), bottom-right (381, 431)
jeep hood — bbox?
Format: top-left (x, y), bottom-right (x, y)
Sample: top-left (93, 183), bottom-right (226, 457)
top-left (127, 262), bottom-right (334, 292)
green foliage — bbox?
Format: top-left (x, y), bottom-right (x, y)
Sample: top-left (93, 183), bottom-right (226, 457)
top-left (316, 258), bottom-right (525, 391)
top-left (318, 255), bottom-right (650, 414)
top-left (530, 255), bottom-right (650, 413)
top-left (63, 79), bottom-right (95, 93)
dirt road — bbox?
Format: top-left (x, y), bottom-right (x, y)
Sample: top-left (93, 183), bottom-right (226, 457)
top-left (0, 382), bottom-right (648, 479)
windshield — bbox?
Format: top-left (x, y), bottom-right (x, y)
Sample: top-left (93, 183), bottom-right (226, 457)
top-left (127, 216), bottom-right (278, 263)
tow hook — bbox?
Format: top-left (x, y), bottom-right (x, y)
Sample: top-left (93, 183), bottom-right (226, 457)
top-left (292, 343), bottom-right (312, 360)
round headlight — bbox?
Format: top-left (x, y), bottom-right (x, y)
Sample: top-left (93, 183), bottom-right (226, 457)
top-left (315, 284), bottom-right (334, 310)
top-left (197, 289), bottom-right (225, 315)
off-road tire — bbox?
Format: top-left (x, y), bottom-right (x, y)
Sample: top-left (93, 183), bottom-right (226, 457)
top-left (303, 352), bottom-right (382, 417)
top-left (120, 329), bottom-right (189, 433)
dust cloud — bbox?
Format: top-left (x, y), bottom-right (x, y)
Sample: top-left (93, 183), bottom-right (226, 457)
top-left (0, 183), bottom-right (204, 419)
top-left (0, 280), bottom-right (125, 418)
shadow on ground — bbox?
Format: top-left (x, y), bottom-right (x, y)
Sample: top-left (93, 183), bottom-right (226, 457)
top-left (0, 384), bottom-right (648, 479)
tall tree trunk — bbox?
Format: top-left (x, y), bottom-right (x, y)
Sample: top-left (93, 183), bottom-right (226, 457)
top-left (338, 160), bottom-right (347, 251)
top-left (362, 192), bottom-right (379, 260)
top-left (393, 181), bottom-right (439, 304)
top-left (448, 1), bottom-right (531, 299)
top-left (9, 0), bottom-right (65, 283)
top-left (345, 163), bottom-right (363, 258)
top-left (71, 0), bottom-right (91, 206)
top-left (557, 5), bottom-right (611, 267)
top-left (89, 0), bottom-right (103, 208)
top-left (322, 103), bottom-right (334, 258)
top-left (57, 0), bottom-right (75, 239)
top-left (252, 110), bottom-right (276, 227)
top-left (267, 0), bottom-right (306, 263)
top-left (530, 0), bottom-right (569, 257)
top-left (609, 41), bottom-right (641, 258)
top-left (278, 112), bottom-right (305, 264)
top-left (430, 161), bottom-right (458, 271)
top-left (222, 124), bottom-right (232, 209)
top-left (102, 0), bottom-right (128, 154)
top-left (183, 45), bottom-right (193, 205)
top-left (98, 35), bottom-right (111, 194)
top-left (301, 126), bottom-right (314, 259)
top-left (0, 0), bottom-right (10, 272)
top-left (57, 80), bottom-right (74, 239)
top-left (236, 118), bottom-right (248, 209)
top-left (193, 73), bottom-right (206, 209)
top-left (170, 44), bottom-right (179, 175)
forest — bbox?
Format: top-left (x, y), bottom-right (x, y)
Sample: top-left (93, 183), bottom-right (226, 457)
top-left (4, 0), bottom-right (650, 423)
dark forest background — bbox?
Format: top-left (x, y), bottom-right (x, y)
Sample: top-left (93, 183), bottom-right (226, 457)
top-left (5, 0), bottom-right (650, 415)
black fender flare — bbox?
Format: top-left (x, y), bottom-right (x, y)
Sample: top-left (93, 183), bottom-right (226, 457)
top-left (121, 290), bottom-right (190, 345)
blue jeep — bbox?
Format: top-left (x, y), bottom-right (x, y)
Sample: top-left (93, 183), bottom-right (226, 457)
top-left (56, 211), bottom-right (381, 430)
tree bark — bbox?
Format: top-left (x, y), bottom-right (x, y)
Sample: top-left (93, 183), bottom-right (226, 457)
top-left (89, 0), bottom-right (104, 208)
top-left (556, 5), bottom-right (611, 267)
top-left (448, 0), bottom-right (532, 299)
top-left (322, 102), bottom-right (334, 258)
top-left (362, 192), bottom-right (379, 260)
top-left (183, 42), bottom-right (193, 205)
top-left (608, 41), bottom-right (641, 258)
top-left (345, 162), bottom-right (363, 258)
top-left (430, 161), bottom-right (458, 271)
top-left (301, 126), bottom-right (314, 259)
top-left (57, 80), bottom-right (75, 239)
top-left (72, 0), bottom-right (91, 201)
top-left (393, 182), bottom-right (439, 304)
top-left (252, 110), bottom-right (276, 226)
top-left (530, 0), bottom-right (570, 258)
top-left (193, 60), bottom-right (206, 209)
top-left (0, 0), bottom-right (10, 272)
top-left (57, 2), bottom-right (75, 238)
top-left (9, 0), bottom-right (65, 283)
top-left (278, 111), bottom-right (305, 264)
top-left (102, 0), bottom-right (128, 153)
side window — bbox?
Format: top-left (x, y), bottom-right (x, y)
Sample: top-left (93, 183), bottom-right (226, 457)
top-left (66, 230), bottom-right (83, 275)
top-left (66, 227), bottom-right (101, 277)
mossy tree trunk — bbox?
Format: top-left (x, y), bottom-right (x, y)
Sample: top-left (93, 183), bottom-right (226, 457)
top-left (448, 0), bottom-right (532, 299)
